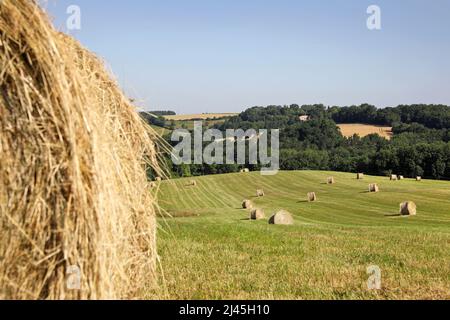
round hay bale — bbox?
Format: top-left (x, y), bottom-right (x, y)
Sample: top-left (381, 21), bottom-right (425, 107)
top-left (250, 209), bottom-right (266, 220)
top-left (190, 180), bottom-right (197, 186)
top-left (242, 200), bottom-right (253, 209)
top-left (398, 175), bottom-right (404, 180)
top-left (357, 173), bottom-right (364, 180)
top-left (416, 176), bottom-right (422, 181)
top-left (155, 177), bottom-right (162, 182)
top-left (240, 168), bottom-right (250, 173)
top-left (0, 0), bottom-right (162, 300)
top-left (369, 183), bottom-right (379, 193)
top-left (256, 189), bottom-right (265, 197)
top-left (390, 175), bottom-right (398, 181)
top-left (307, 192), bottom-right (317, 202)
top-left (400, 201), bottom-right (417, 216)
top-left (327, 177), bottom-right (335, 184)
top-left (269, 210), bottom-right (294, 225)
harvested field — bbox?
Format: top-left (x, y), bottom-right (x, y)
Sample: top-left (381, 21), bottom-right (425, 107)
top-left (338, 124), bottom-right (393, 140)
top-left (153, 171), bottom-right (450, 300)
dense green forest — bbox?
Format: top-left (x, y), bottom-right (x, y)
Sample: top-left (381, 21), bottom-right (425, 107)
top-left (149, 110), bottom-right (176, 116)
top-left (144, 104), bottom-right (450, 180)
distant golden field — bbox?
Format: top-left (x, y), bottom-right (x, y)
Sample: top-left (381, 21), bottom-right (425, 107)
top-left (164, 113), bottom-right (238, 121)
top-left (338, 123), bottom-right (393, 140)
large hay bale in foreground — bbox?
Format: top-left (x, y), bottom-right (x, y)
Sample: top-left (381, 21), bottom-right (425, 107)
top-left (0, 0), bottom-right (162, 300)
top-left (327, 177), bottom-right (335, 185)
top-left (400, 202), bottom-right (417, 216)
top-left (256, 189), bottom-right (265, 197)
top-left (369, 184), bottom-right (379, 193)
top-left (242, 200), bottom-right (253, 209)
top-left (250, 209), bottom-right (265, 220)
top-left (357, 173), bottom-right (364, 180)
top-left (307, 192), bottom-right (317, 202)
top-left (269, 210), bottom-right (294, 225)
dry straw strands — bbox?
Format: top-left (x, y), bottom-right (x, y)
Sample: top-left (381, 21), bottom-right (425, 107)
top-left (400, 202), bottom-right (417, 216)
top-left (307, 192), bottom-right (317, 202)
top-left (0, 0), bottom-right (164, 300)
top-left (369, 184), bottom-right (379, 193)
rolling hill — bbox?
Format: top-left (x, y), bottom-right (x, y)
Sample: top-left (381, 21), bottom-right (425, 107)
top-left (149, 171), bottom-right (450, 300)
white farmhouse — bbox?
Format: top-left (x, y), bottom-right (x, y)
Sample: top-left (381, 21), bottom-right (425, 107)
top-left (299, 115), bottom-right (310, 122)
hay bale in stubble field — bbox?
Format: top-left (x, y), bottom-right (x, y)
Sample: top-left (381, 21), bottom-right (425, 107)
top-left (369, 184), bottom-right (379, 193)
top-left (240, 168), bottom-right (250, 173)
top-left (357, 173), bottom-right (364, 180)
top-left (398, 175), bottom-right (404, 180)
top-left (327, 177), bottom-right (335, 184)
top-left (250, 209), bottom-right (266, 220)
top-left (307, 192), bottom-right (317, 202)
top-left (269, 210), bottom-right (294, 225)
top-left (400, 202), bottom-right (417, 216)
top-left (390, 175), bottom-right (398, 181)
top-left (0, 0), bottom-right (163, 300)
top-left (190, 180), bottom-right (197, 186)
top-left (416, 176), bottom-right (422, 181)
top-left (256, 189), bottom-right (265, 197)
top-left (242, 200), bottom-right (253, 209)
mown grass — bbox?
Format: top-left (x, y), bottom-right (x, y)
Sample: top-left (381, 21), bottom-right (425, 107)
top-left (148, 171), bottom-right (450, 300)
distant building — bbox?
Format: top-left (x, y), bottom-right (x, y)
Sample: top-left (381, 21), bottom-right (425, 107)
top-left (299, 115), bottom-right (311, 122)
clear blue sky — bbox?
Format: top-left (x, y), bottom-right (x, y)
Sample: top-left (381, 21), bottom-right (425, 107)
top-left (45, 0), bottom-right (450, 113)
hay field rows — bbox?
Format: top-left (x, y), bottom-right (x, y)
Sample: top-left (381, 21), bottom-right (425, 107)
top-left (338, 123), bottom-right (393, 139)
top-left (151, 171), bottom-right (450, 300)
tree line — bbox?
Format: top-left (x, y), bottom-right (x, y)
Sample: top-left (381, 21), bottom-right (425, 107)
top-left (144, 104), bottom-right (450, 180)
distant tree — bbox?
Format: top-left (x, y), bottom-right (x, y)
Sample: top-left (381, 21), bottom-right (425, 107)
top-left (155, 104), bottom-right (450, 180)
top-left (149, 110), bottom-right (176, 116)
